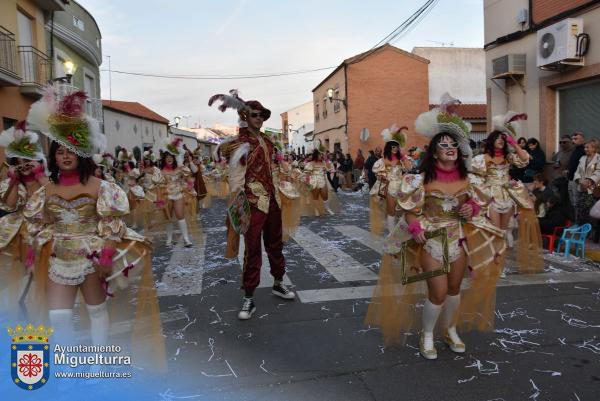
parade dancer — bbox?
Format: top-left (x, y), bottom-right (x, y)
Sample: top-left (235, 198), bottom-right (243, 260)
top-left (139, 149), bottom-right (164, 229)
top-left (303, 144), bottom-right (339, 216)
top-left (158, 138), bottom-right (193, 247)
top-left (209, 89), bottom-right (295, 320)
top-left (369, 125), bottom-right (412, 235)
top-left (0, 122), bottom-right (48, 291)
top-left (471, 112), bottom-right (543, 273)
top-left (366, 95), bottom-right (505, 359)
top-left (277, 155), bottom-right (301, 241)
top-left (23, 88), bottom-right (162, 364)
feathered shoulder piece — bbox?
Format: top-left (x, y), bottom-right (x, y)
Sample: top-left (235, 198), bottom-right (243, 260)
top-left (492, 111), bottom-right (527, 137)
top-left (208, 89), bottom-right (247, 113)
top-left (0, 120), bottom-right (45, 161)
top-left (26, 84), bottom-right (104, 157)
top-left (381, 124), bottom-right (408, 147)
top-left (215, 136), bottom-right (243, 161)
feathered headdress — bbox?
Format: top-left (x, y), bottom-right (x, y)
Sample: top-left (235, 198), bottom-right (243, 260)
top-left (0, 120), bottom-right (46, 161)
top-left (162, 136), bottom-right (183, 164)
top-left (142, 149), bottom-right (156, 162)
top-left (492, 111), bottom-right (527, 137)
top-left (415, 92), bottom-right (473, 166)
top-left (26, 85), bottom-right (105, 158)
top-left (380, 124), bottom-right (408, 147)
top-left (208, 89), bottom-right (271, 127)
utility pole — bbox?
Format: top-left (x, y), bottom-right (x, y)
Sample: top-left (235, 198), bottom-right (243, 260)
top-left (106, 55), bottom-right (112, 103)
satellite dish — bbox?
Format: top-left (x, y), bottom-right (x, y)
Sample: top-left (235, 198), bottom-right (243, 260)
top-left (539, 32), bottom-right (555, 59)
top-left (360, 128), bottom-right (370, 142)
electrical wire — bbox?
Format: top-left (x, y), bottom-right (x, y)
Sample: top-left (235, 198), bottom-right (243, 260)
top-left (99, 0), bottom-right (440, 81)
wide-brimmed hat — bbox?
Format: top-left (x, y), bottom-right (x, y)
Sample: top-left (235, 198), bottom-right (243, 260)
top-left (0, 120), bottom-right (45, 161)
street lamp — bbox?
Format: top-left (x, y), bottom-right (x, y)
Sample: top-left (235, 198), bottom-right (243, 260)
top-left (173, 116), bottom-right (181, 127)
top-left (52, 60), bottom-right (77, 84)
top-left (326, 88), bottom-right (346, 107)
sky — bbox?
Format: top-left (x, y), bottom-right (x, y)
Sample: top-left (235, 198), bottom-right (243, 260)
top-left (78, 0), bottom-right (484, 128)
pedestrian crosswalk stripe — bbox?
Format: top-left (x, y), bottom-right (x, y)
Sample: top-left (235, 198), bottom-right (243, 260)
top-left (295, 271), bottom-right (600, 303)
top-left (158, 234), bottom-right (207, 297)
top-left (290, 226), bottom-right (378, 282)
top-left (334, 225), bottom-right (383, 254)
top-left (237, 237), bottom-right (292, 288)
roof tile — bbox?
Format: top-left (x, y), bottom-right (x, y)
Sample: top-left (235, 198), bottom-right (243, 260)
top-left (101, 100), bottom-right (169, 124)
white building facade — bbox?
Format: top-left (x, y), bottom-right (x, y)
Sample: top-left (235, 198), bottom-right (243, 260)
top-left (484, 0), bottom-right (600, 157)
top-left (412, 47), bottom-right (486, 104)
top-left (102, 100), bottom-right (169, 155)
top-left (281, 101), bottom-right (314, 155)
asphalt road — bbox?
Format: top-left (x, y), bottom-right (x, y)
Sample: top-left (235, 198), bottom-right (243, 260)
top-left (146, 191), bottom-right (600, 401)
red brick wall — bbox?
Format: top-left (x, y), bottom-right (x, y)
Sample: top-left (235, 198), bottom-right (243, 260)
top-left (346, 47), bottom-right (429, 156)
top-left (532, 0), bottom-right (593, 24)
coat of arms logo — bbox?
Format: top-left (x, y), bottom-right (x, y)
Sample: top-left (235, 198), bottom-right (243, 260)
top-left (8, 324), bottom-right (53, 390)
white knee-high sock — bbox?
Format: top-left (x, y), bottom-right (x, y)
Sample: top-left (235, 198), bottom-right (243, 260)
top-left (177, 219), bottom-right (191, 244)
top-left (86, 302), bottom-right (109, 346)
top-left (442, 294), bottom-right (461, 328)
top-left (505, 229), bottom-right (514, 248)
top-left (422, 299), bottom-right (442, 333)
top-left (49, 308), bottom-right (74, 344)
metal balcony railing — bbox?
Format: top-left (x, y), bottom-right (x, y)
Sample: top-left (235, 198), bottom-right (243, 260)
top-left (54, 83), bottom-right (104, 129)
top-left (0, 26), bottom-right (20, 80)
top-left (18, 45), bottom-right (50, 87)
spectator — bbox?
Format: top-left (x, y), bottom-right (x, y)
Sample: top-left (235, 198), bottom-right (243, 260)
top-left (364, 149), bottom-right (379, 190)
top-left (531, 174), bottom-right (554, 203)
top-left (538, 195), bottom-right (569, 236)
top-left (523, 138), bottom-right (546, 184)
top-left (510, 137), bottom-right (528, 180)
top-left (341, 153), bottom-right (354, 190)
top-left (354, 149), bottom-right (365, 183)
top-left (573, 139), bottom-right (600, 225)
top-left (551, 134), bottom-right (574, 210)
top-left (567, 131), bottom-right (586, 215)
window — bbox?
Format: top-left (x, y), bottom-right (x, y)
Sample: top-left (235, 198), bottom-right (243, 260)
top-left (133, 124), bottom-right (138, 134)
top-left (322, 97), bottom-right (327, 118)
top-left (2, 117), bottom-right (17, 130)
top-left (315, 104), bottom-right (320, 122)
top-left (73, 16), bottom-right (85, 31)
top-left (115, 120), bottom-right (120, 131)
top-left (333, 86), bottom-right (341, 113)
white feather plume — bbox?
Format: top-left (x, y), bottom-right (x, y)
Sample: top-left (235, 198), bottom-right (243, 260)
top-left (230, 143), bottom-right (250, 169)
top-left (414, 109), bottom-right (440, 138)
top-left (92, 154), bottom-right (103, 164)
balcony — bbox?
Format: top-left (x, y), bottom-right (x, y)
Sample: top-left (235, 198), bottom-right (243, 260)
top-left (0, 26), bottom-right (21, 86)
top-left (18, 46), bottom-right (51, 97)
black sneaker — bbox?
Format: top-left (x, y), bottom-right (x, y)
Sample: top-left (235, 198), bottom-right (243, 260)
top-left (272, 283), bottom-right (296, 300)
top-left (238, 297), bottom-right (256, 320)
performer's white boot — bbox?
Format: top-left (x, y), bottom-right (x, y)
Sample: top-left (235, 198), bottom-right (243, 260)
top-left (505, 228), bottom-right (514, 249)
top-left (49, 308), bottom-right (74, 344)
top-left (166, 221), bottom-right (174, 246)
top-left (178, 219), bottom-right (193, 247)
top-left (386, 215), bottom-right (396, 234)
top-left (86, 302), bottom-right (109, 346)
top-left (442, 294), bottom-right (465, 353)
top-left (420, 299), bottom-right (442, 360)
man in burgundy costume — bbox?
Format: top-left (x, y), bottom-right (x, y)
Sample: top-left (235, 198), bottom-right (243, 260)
top-left (210, 91), bottom-right (295, 320)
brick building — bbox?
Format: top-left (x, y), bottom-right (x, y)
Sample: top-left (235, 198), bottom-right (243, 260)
top-left (312, 44), bottom-right (430, 157)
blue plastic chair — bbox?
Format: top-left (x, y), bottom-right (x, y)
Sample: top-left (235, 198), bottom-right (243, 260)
top-left (555, 223), bottom-right (592, 258)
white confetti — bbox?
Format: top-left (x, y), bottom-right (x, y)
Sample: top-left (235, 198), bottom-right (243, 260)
top-left (457, 375), bottom-right (476, 383)
top-left (259, 359), bottom-right (269, 373)
top-left (207, 337), bottom-right (215, 362)
top-left (209, 306), bottom-right (222, 324)
top-left (225, 359), bottom-right (238, 378)
top-left (533, 369), bottom-right (561, 376)
top-left (528, 379), bottom-right (541, 400)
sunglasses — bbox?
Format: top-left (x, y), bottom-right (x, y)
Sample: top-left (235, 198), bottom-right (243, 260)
top-left (437, 142), bottom-right (459, 149)
top-left (249, 112), bottom-right (264, 119)
top-left (559, 140), bottom-right (571, 144)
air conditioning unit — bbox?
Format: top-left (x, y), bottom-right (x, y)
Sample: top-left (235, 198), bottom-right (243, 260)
top-left (492, 54), bottom-right (526, 77)
top-left (537, 18), bottom-right (584, 68)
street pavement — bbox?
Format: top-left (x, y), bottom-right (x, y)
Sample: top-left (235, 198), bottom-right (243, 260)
top-left (145, 190), bottom-right (600, 401)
